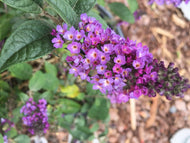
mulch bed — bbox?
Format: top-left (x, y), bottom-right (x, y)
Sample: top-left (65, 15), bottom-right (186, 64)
top-left (108, 0), bottom-right (190, 142)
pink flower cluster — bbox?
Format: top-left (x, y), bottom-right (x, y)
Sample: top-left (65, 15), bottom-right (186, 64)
top-left (20, 98), bottom-right (49, 134)
top-left (52, 13), bottom-right (189, 103)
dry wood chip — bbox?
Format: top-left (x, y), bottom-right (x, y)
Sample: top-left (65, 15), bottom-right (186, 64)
top-left (146, 96), bottom-right (159, 128)
top-left (172, 14), bottom-right (187, 28)
top-left (151, 27), bottom-right (174, 39)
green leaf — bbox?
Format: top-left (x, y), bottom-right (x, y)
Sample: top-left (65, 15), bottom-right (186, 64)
top-left (33, 0), bottom-right (43, 7)
top-left (45, 62), bottom-right (57, 76)
top-left (0, 80), bottom-right (10, 91)
top-left (29, 71), bottom-right (59, 92)
top-left (76, 92), bottom-right (85, 100)
top-left (0, 134), bottom-right (3, 143)
top-left (1, 0), bottom-right (42, 14)
top-left (14, 134), bottom-right (30, 143)
top-left (11, 18), bottom-right (28, 32)
top-left (0, 14), bottom-right (12, 41)
top-left (71, 126), bottom-right (92, 140)
top-left (29, 71), bottom-right (46, 91)
top-left (6, 128), bottom-right (18, 138)
top-left (59, 48), bottom-right (71, 61)
top-left (45, 0), bottom-right (79, 27)
top-left (18, 92), bottom-right (29, 103)
top-left (97, 0), bottom-right (105, 6)
top-left (0, 80), bottom-right (9, 102)
top-left (0, 106), bottom-right (8, 118)
top-left (86, 83), bottom-right (103, 96)
top-left (73, 0), bottom-right (96, 15)
top-left (108, 2), bottom-right (135, 23)
top-left (63, 114), bottom-right (74, 124)
top-left (38, 91), bottom-right (53, 102)
top-left (65, 0), bottom-right (78, 7)
top-left (12, 107), bottom-right (23, 123)
top-left (90, 123), bottom-right (99, 132)
top-left (88, 98), bottom-right (110, 120)
top-left (59, 99), bottom-right (81, 114)
top-left (9, 63), bottom-right (33, 80)
top-left (45, 6), bottom-right (58, 17)
top-left (74, 116), bottom-right (85, 126)
top-left (81, 103), bottom-right (90, 113)
top-left (127, 0), bottom-right (138, 13)
top-left (0, 20), bottom-right (54, 72)
top-left (86, 83), bottom-right (97, 96)
top-left (43, 73), bottom-right (59, 91)
top-left (58, 114), bottom-right (74, 130)
top-left (87, 11), bottom-right (108, 29)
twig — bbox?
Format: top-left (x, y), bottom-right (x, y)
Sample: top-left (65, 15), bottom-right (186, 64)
top-left (146, 96), bottom-right (159, 128)
top-left (130, 99), bottom-right (136, 130)
top-left (151, 27), bottom-right (174, 39)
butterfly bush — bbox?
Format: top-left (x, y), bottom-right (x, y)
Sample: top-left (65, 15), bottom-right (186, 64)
top-left (20, 98), bottom-right (49, 134)
top-left (149, 0), bottom-right (190, 6)
top-left (51, 13), bottom-right (190, 103)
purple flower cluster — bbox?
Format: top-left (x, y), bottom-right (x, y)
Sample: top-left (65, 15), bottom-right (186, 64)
top-left (150, 60), bottom-right (190, 100)
top-left (3, 135), bottom-right (8, 143)
top-left (149, 0), bottom-right (190, 6)
top-left (1, 118), bottom-right (14, 133)
top-left (20, 98), bottom-right (49, 134)
top-left (52, 13), bottom-right (190, 103)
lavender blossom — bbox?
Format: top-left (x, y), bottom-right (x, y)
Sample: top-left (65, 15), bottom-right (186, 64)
top-left (51, 13), bottom-right (190, 103)
top-left (3, 135), bottom-right (8, 143)
top-left (20, 98), bottom-right (49, 135)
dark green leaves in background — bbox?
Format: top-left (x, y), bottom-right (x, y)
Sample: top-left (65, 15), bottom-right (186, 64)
top-left (108, 2), bottom-right (135, 23)
top-left (45, 0), bottom-right (96, 27)
top-left (0, 20), bottom-right (54, 72)
top-left (73, 0), bottom-right (96, 15)
top-left (45, 0), bottom-right (79, 27)
top-left (0, 80), bottom-right (10, 118)
top-left (0, 14), bottom-right (12, 41)
top-left (1, 0), bottom-right (42, 14)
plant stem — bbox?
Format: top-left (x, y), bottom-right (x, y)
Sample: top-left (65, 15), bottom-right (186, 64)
top-left (130, 99), bottom-right (136, 130)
